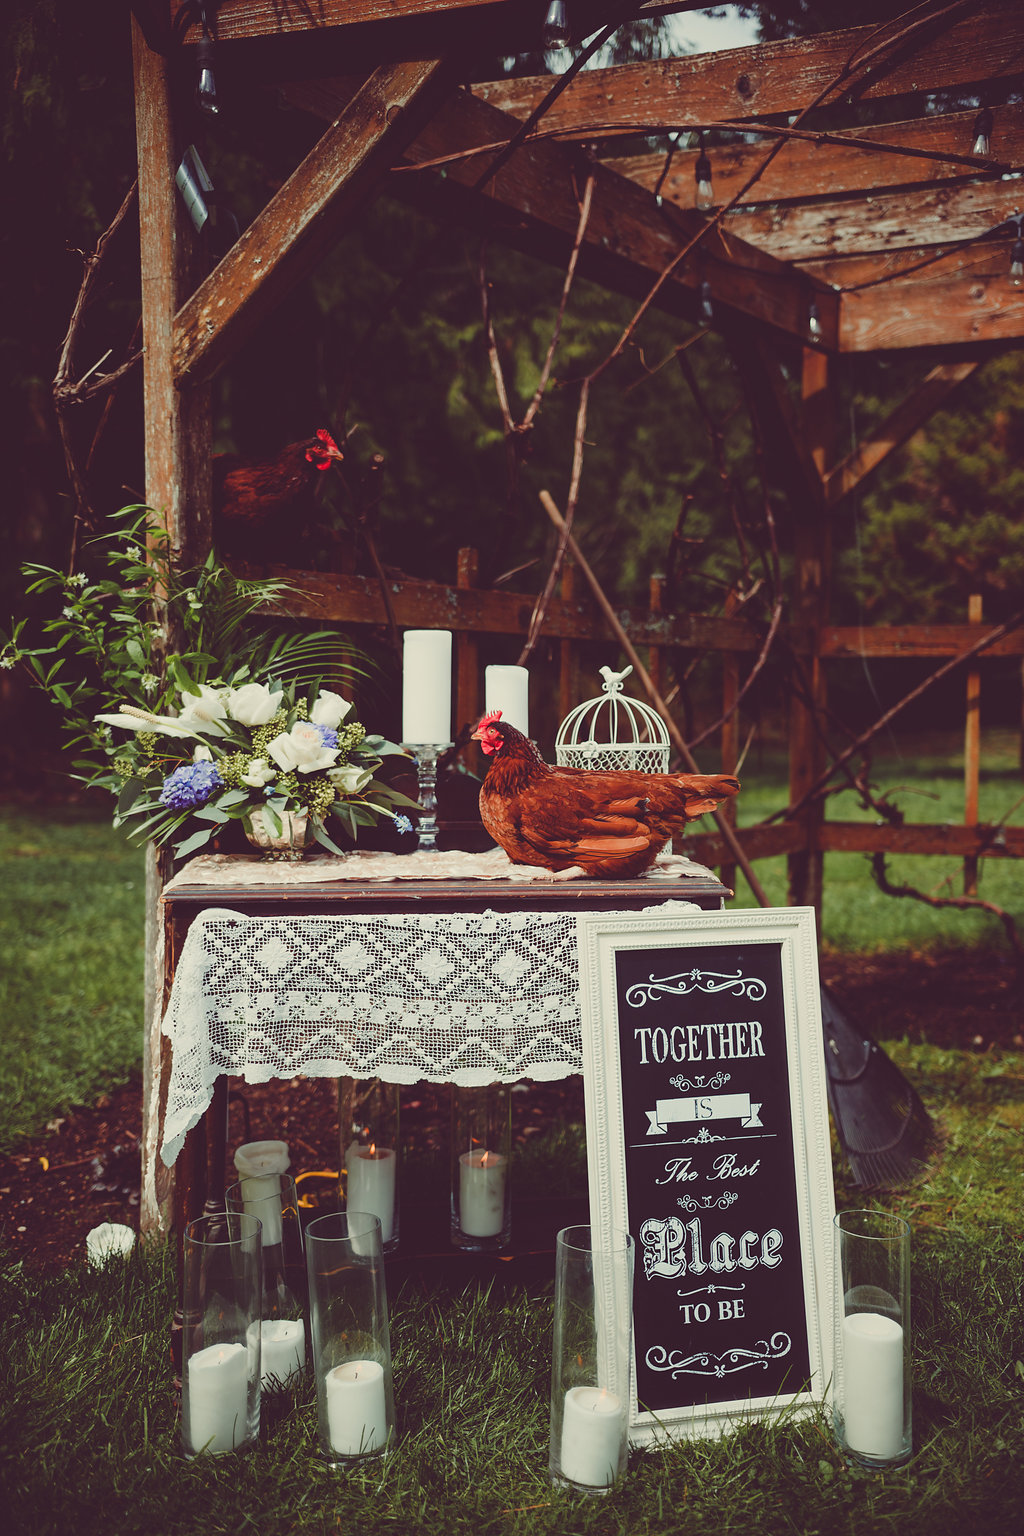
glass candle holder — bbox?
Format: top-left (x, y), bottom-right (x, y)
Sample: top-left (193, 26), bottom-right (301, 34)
top-left (181, 1211), bottom-right (262, 1457)
top-left (450, 1082), bottom-right (511, 1251)
top-left (833, 1210), bottom-right (912, 1468)
top-left (306, 1211), bottom-right (397, 1466)
top-left (549, 1224), bottom-right (634, 1494)
top-left (225, 1173), bottom-right (307, 1389)
top-left (339, 1078), bottom-right (400, 1254)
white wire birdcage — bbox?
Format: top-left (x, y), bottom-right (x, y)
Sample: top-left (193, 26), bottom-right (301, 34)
top-left (555, 665), bottom-right (671, 773)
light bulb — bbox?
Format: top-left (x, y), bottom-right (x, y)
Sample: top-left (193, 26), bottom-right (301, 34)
top-left (695, 149), bottom-right (713, 211)
top-left (542, 1), bottom-right (570, 49)
top-left (971, 107), bottom-right (993, 157)
top-left (699, 281), bottom-right (714, 325)
top-left (808, 301), bottom-right (822, 341)
top-left (196, 33), bottom-right (218, 116)
top-left (1011, 238), bottom-right (1024, 282)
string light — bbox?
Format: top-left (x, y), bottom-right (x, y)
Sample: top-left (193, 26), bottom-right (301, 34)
top-left (699, 281), bottom-right (714, 325)
top-left (195, 4), bottom-right (219, 116)
top-left (695, 137), bottom-right (714, 211)
top-left (1011, 217), bottom-right (1024, 283)
top-left (971, 107), bottom-right (993, 157)
top-left (542, 1), bottom-right (570, 49)
top-left (808, 300), bottom-right (822, 342)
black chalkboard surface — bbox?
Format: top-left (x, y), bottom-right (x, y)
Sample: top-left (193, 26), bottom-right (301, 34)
top-left (579, 908), bottom-right (834, 1443)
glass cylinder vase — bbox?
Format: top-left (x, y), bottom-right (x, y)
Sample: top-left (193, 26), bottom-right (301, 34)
top-left (450, 1082), bottom-right (511, 1251)
top-left (306, 1211), bottom-right (397, 1466)
top-left (339, 1078), bottom-right (400, 1254)
top-left (833, 1210), bottom-right (912, 1468)
top-left (181, 1211), bottom-right (262, 1457)
top-left (549, 1224), bottom-right (634, 1494)
top-left (225, 1172), bottom-right (306, 1389)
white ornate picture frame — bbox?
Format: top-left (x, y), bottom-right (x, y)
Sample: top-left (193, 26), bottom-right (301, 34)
top-left (577, 906), bottom-right (835, 1444)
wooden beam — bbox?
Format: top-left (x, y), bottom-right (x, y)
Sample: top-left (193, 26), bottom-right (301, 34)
top-left (173, 1), bottom-right (708, 45)
top-left (686, 819), bottom-right (1024, 866)
top-left (232, 562), bottom-right (762, 652)
top-left (837, 244), bottom-right (1024, 351)
top-left (610, 104), bottom-right (1024, 210)
top-left (172, 0), bottom-right (503, 41)
top-left (727, 325), bottom-right (826, 512)
top-left (283, 79), bottom-right (839, 345)
top-left (824, 360), bottom-right (980, 508)
top-left (821, 624), bottom-right (1024, 659)
top-left (473, 7), bottom-right (1024, 133)
top-left (171, 58), bottom-right (453, 386)
top-left (132, 17), bottom-right (213, 1244)
top-left (719, 176), bottom-right (1024, 265)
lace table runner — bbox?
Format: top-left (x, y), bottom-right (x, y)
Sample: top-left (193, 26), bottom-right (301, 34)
top-left (159, 898), bottom-right (699, 1166)
top-left (161, 845), bottom-right (718, 890)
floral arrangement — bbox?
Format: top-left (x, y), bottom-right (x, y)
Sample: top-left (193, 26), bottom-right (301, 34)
top-left (98, 677), bottom-right (415, 857)
top-left (3, 505), bottom-right (417, 858)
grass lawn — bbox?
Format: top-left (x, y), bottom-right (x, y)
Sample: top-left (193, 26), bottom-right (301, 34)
top-left (0, 744), bottom-right (1022, 1535)
top-left (1, 1041), bottom-right (1022, 1536)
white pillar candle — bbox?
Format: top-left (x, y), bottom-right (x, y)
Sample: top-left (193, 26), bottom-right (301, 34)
top-left (559, 1386), bottom-right (626, 1486)
top-left (233, 1140), bottom-right (290, 1247)
top-left (248, 1318), bottom-right (306, 1388)
top-left (484, 665), bottom-right (530, 738)
top-left (186, 1341), bottom-right (249, 1455)
top-left (345, 1143), bottom-right (397, 1244)
top-left (325, 1359), bottom-right (388, 1456)
top-left (458, 1149), bottom-right (508, 1237)
top-left (402, 630), bottom-right (452, 743)
top-left (841, 1312), bottom-right (905, 1459)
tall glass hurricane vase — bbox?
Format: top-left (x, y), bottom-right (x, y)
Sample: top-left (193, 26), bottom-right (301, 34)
top-left (833, 1210), bottom-right (912, 1468)
top-left (306, 1211), bottom-right (397, 1466)
top-left (549, 1224), bottom-right (634, 1494)
top-left (181, 1211), bottom-right (262, 1457)
top-left (225, 1173), bottom-right (307, 1389)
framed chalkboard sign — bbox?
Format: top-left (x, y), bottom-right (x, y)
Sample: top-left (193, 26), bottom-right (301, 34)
top-left (578, 906), bottom-right (835, 1444)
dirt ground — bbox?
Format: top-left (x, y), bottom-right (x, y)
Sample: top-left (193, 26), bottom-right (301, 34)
top-left (1, 947), bottom-right (1020, 1276)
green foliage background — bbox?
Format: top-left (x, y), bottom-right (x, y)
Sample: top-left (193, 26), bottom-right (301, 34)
top-left (3, 1), bottom-right (1024, 792)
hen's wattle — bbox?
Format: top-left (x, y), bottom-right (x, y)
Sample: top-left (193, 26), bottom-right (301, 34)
top-left (471, 713), bottom-right (740, 879)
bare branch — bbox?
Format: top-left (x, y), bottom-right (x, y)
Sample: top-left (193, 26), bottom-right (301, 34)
top-left (871, 852), bottom-right (1023, 972)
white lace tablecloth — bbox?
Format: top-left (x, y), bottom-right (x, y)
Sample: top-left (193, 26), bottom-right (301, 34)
top-left (159, 896), bottom-right (699, 1166)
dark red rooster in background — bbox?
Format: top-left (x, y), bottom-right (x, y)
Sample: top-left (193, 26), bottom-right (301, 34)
top-left (212, 428), bottom-right (344, 560)
top-left (471, 711), bottom-right (740, 879)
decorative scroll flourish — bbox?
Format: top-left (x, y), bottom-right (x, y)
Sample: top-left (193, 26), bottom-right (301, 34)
top-left (675, 1283), bottom-right (746, 1299)
top-left (625, 968), bottom-right (768, 1007)
top-left (669, 1071), bottom-right (730, 1093)
top-left (676, 1191), bottom-right (738, 1213)
top-left (646, 1333), bottom-right (791, 1380)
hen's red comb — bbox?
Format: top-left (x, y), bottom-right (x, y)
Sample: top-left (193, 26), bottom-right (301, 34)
top-left (478, 709), bottom-right (503, 727)
top-left (316, 428), bottom-right (340, 451)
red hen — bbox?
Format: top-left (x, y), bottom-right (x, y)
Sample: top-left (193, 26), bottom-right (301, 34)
top-left (471, 711), bottom-right (740, 879)
top-left (213, 428), bottom-right (344, 559)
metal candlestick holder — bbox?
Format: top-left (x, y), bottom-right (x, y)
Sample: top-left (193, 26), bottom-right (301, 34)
top-left (404, 742), bottom-right (451, 851)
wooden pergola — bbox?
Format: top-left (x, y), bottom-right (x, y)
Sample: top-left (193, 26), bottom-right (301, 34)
top-left (131, 0), bottom-right (1024, 1227)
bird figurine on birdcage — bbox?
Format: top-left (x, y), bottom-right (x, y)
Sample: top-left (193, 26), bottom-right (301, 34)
top-left (555, 665), bottom-right (670, 774)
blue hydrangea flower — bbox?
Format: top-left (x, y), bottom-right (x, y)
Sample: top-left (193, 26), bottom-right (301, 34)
top-left (159, 761), bottom-right (224, 811)
top-left (393, 814), bottom-right (414, 835)
top-left (312, 722), bottom-right (339, 749)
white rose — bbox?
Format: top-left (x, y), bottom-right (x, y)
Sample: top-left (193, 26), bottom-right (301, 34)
top-left (328, 763), bottom-right (373, 794)
top-left (227, 682), bottom-right (279, 726)
top-left (267, 721), bottom-right (340, 775)
top-left (193, 745), bottom-right (213, 763)
top-left (240, 757), bottom-right (276, 788)
top-left (310, 689), bottom-right (353, 730)
top-left (177, 684), bottom-right (228, 733)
